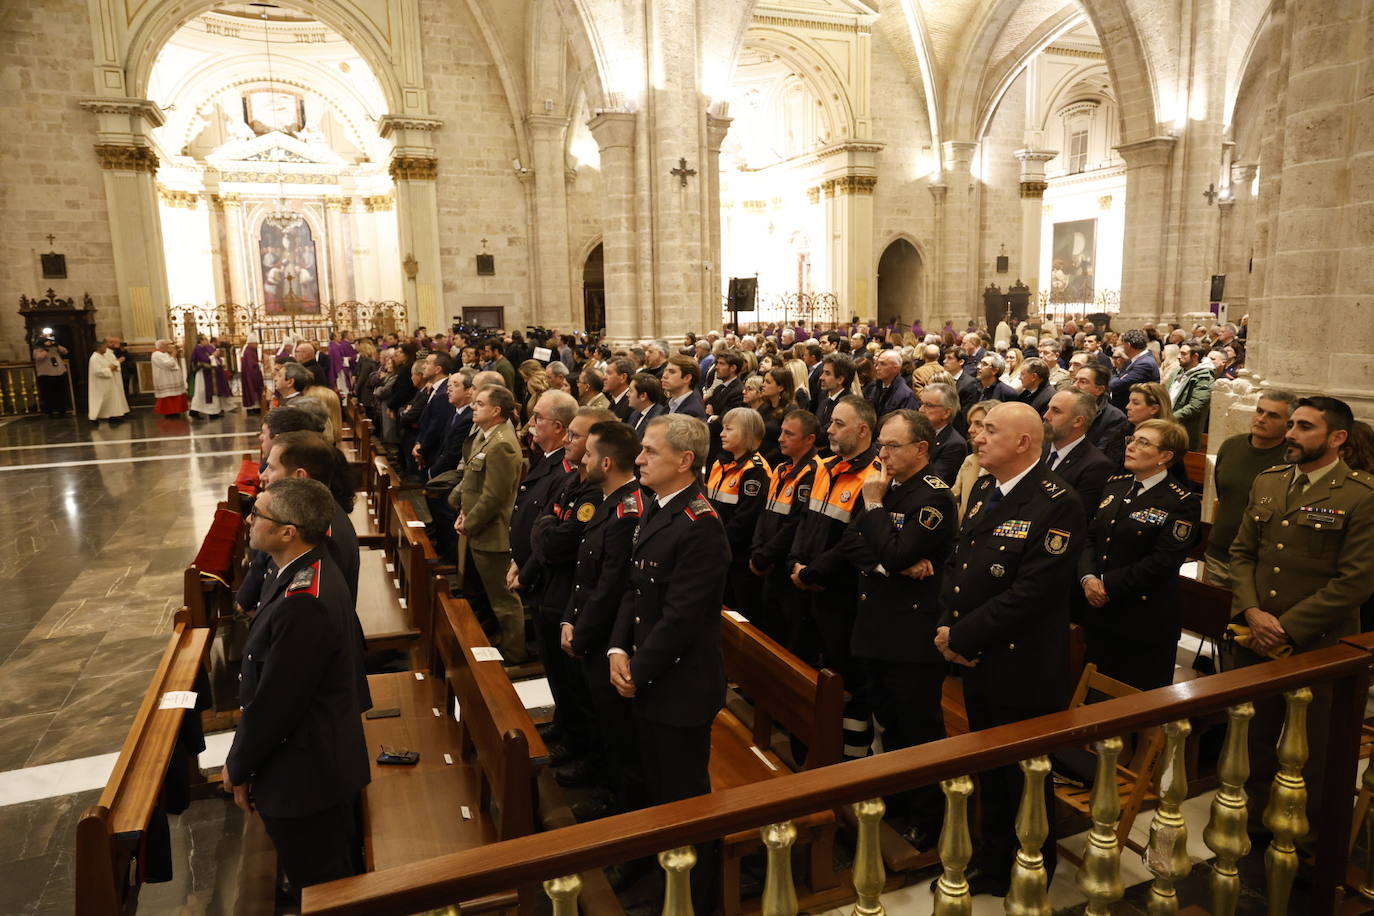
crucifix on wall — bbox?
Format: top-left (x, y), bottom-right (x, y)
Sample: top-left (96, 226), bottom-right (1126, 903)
top-left (671, 158), bottom-right (697, 188)
top-left (40, 234), bottom-right (67, 280)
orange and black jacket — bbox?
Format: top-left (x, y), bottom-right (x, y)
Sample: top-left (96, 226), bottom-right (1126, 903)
top-left (789, 445), bottom-right (883, 587)
top-left (706, 451), bottom-right (772, 560)
top-left (750, 449), bottom-right (823, 572)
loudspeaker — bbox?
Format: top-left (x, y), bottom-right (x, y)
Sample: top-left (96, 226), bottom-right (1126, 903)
top-left (1209, 274), bottom-right (1226, 303)
top-left (728, 277), bottom-right (758, 313)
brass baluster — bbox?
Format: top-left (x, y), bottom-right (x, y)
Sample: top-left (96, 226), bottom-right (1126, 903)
top-left (1076, 736), bottom-right (1125, 915)
top-left (544, 872), bottom-right (582, 915)
top-left (933, 775), bottom-right (974, 916)
top-left (659, 845), bottom-right (697, 916)
top-left (760, 821), bottom-right (799, 916)
top-left (1203, 702), bottom-right (1254, 916)
top-left (1358, 759), bottom-right (1374, 900)
top-left (1146, 719), bottom-right (1193, 914)
top-left (1263, 687), bottom-right (1311, 915)
top-left (851, 797), bottom-right (886, 916)
top-left (1006, 756), bottom-right (1052, 916)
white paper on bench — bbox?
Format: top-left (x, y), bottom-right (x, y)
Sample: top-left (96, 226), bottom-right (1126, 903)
top-left (432, 707), bottom-right (441, 717)
top-left (460, 805), bottom-right (473, 820)
top-left (414, 672), bottom-right (425, 680)
top-left (750, 745), bottom-right (779, 771)
top-left (159, 691), bottom-right (198, 710)
top-left (385, 563), bottom-right (395, 573)
top-left (443, 753), bottom-right (454, 765)
top-left (450, 677), bottom-right (554, 723)
top-left (405, 520), bottom-right (426, 528)
top-left (724, 611), bottom-right (748, 623)
top-left (470, 646), bottom-right (503, 663)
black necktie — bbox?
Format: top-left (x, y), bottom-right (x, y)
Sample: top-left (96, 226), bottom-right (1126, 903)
top-left (1125, 480), bottom-right (1142, 502)
top-left (1048, 450), bottom-right (1060, 469)
top-left (987, 486), bottom-right (1004, 510)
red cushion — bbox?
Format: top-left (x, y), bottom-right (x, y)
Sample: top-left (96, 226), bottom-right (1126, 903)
top-left (235, 458), bottom-right (261, 496)
top-left (193, 507), bottom-right (244, 577)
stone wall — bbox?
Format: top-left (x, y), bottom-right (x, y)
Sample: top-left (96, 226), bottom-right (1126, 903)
top-left (977, 72), bottom-right (1027, 302)
top-left (0, 0), bottom-right (120, 361)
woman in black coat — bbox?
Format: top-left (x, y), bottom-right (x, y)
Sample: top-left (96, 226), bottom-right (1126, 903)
top-left (1078, 418), bottom-right (1201, 690)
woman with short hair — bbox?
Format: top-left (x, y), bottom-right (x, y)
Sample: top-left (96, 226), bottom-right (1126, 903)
top-left (708, 407), bottom-right (772, 619)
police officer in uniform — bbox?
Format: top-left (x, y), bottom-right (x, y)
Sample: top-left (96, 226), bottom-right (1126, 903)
top-left (707, 406), bottom-right (772, 618)
top-left (935, 402), bottom-right (1085, 897)
top-left (223, 479), bottom-right (371, 892)
top-left (1078, 419), bottom-right (1200, 689)
top-left (749, 411), bottom-right (823, 643)
top-left (562, 421), bottom-right (647, 820)
top-left (609, 414), bottom-right (729, 911)
top-left (844, 410), bottom-right (957, 851)
top-left (1227, 396), bottom-right (1374, 836)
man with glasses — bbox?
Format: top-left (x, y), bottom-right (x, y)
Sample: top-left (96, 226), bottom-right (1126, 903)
top-left (917, 383), bottom-right (969, 485)
top-left (1074, 363), bottom-right (1129, 466)
top-left (847, 410), bottom-right (957, 852)
top-left (225, 478), bottom-right (370, 896)
top-left (974, 353), bottom-right (1016, 403)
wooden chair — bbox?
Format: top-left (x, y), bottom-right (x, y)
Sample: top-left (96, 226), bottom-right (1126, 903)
top-left (1183, 450), bottom-right (1209, 488)
top-left (1054, 664), bottom-right (1166, 862)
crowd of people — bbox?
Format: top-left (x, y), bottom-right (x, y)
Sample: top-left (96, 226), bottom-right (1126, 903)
top-left (209, 314), bottom-right (1374, 905)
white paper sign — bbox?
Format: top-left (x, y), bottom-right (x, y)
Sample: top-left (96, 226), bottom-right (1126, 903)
top-left (432, 707), bottom-right (442, 717)
top-left (532, 346), bottom-right (553, 362)
top-left (460, 806), bottom-right (473, 820)
top-left (414, 672), bottom-right (426, 681)
top-left (470, 646), bottom-right (504, 663)
top-left (724, 611), bottom-right (748, 623)
top-left (159, 691), bottom-right (198, 710)
top-left (405, 520), bottom-right (426, 528)
top-left (443, 753), bottom-right (454, 765)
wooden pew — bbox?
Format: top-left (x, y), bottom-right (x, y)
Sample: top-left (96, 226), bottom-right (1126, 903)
top-left (76, 612), bottom-right (212, 916)
top-left (715, 611), bottom-right (845, 915)
top-left (355, 498), bottom-right (439, 663)
top-left (183, 505), bottom-right (248, 628)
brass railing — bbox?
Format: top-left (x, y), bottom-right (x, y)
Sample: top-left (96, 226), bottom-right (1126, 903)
top-left (302, 640), bottom-right (1374, 916)
top-left (0, 361), bottom-right (44, 415)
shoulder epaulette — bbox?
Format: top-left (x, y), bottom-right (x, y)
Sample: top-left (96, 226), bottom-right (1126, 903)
top-left (617, 490), bottom-right (643, 518)
top-left (1108, 472), bottom-right (1133, 482)
top-left (285, 560), bottom-right (322, 598)
top-left (562, 458), bottom-right (575, 473)
top-left (1168, 480), bottom-right (1191, 497)
top-left (1259, 464), bottom-right (1292, 475)
top-left (685, 496), bottom-right (717, 520)
top-left (1348, 470), bottom-right (1374, 488)
top-left (1041, 478), bottom-right (1066, 499)
top-left (923, 474), bottom-right (949, 489)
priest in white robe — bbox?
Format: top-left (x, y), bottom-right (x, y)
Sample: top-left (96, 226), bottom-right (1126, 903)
top-left (88, 338), bottom-right (129, 423)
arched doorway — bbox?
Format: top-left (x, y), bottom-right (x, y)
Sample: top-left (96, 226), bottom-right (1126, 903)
top-left (876, 239), bottom-right (923, 325)
top-left (583, 243), bottom-right (605, 333)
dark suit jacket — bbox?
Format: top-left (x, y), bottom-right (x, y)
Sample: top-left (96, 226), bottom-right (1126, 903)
top-left (929, 425), bottom-right (969, 486)
top-left (977, 380), bottom-right (1018, 403)
top-left (814, 391), bottom-right (843, 454)
top-left (511, 447), bottom-right (573, 568)
top-left (669, 390), bottom-right (707, 420)
top-left (1087, 401), bottom-right (1130, 466)
top-left (1108, 351), bottom-right (1161, 409)
top-left (428, 406), bottom-right (473, 478)
top-left (1018, 381), bottom-right (1054, 415)
top-left (807, 363), bottom-right (823, 409)
top-left (629, 402), bottom-right (668, 440)
top-left (954, 371), bottom-right (980, 414)
top-left (607, 390), bottom-right (633, 422)
top-left (565, 481), bottom-right (643, 656)
top-left (610, 486), bottom-right (729, 727)
top-left (706, 377), bottom-right (743, 419)
top-left (416, 379), bottom-right (456, 463)
top-left (227, 547), bottom-right (370, 818)
top-left (870, 375), bottom-right (919, 417)
top-left (1047, 439), bottom-right (1116, 521)
top-left (235, 503), bottom-right (360, 610)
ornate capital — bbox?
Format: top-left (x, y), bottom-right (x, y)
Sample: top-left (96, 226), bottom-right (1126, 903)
top-left (706, 112), bottom-right (733, 154)
top-left (324, 196), bottom-right (353, 212)
top-left (364, 194), bottom-right (394, 212)
top-left (1114, 136), bottom-right (1177, 170)
top-left (929, 182), bottom-right (948, 204)
top-left (156, 184), bottom-right (199, 208)
top-left (389, 156), bottom-right (438, 181)
top-left (807, 186), bottom-right (821, 205)
top-left (94, 144), bottom-right (159, 172)
top-left (833, 175), bottom-right (877, 195)
top-left (79, 97), bottom-right (165, 128)
top-left (587, 110), bottom-right (636, 153)
top-left (1099, 194), bottom-right (1114, 210)
top-left (208, 192), bottom-right (242, 210)
top-left (377, 115), bottom-right (443, 137)
top-left (1020, 180), bottom-right (1048, 199)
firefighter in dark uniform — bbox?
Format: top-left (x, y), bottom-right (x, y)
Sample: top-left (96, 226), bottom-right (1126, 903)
top-left (562, 421), bottom-right (647, 818)
top-left (223, 479), bottom-right (371, 892)
top-left (935, 402), bottom-right (1085, 897)
top-left (707, 406), bottom-right (772, 618)
top-left (609, 414), bottom-right (729, 911)
top-left (788, 395), bottom-right (883, 759)
top-left (1078, 419), bottom-right (1200, 690)
top-left (749, 410), bottom-right (823, 643)
top-left (843, 410), bottom-right (957, 851)
top-left (517, 407), bottom-right (608, 785)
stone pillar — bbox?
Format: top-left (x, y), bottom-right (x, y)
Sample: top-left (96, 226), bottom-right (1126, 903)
top-left (79, 98), bottom-right (170, 343)
top-left (927, 183), bottom-right (949, 326)
top-left (1221, 161), bottom-right (1259, 312)
top-left (937, 141), bottom-right (978, 326)
top-left (587, 111), bottom-right (641, 343)
top-left (824, 176), bottom-right (878, 320)
top-left (525, 114), bottom-right (576, 328)
top-left (703, 110), bottom-right (733, 332)
top-left (380, 116), bottom-right (444, 331)
top-left (1115, 136), bottom-right (1177, 328)
top-left (1014, 149), bottom-right (1057, 300)
top-left (323, 196), bottom-right (355, 305)
top-left (215, 194), bottom-right (248, 306)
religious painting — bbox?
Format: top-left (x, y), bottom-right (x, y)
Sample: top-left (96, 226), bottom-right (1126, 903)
top-left (243, 90), bottom-right (305, 136)
top-left (1050, 219), bottom-right (1096, 304)
top-left (259, 218), bottom-right (321, 314)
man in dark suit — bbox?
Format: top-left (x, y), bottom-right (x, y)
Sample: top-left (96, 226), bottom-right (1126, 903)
top-left (705, 351), bottom-right (745, 458)
top-left (1043, 389), bottom-right (1116, 519)
top-left (225, 478), bottom-right (370, 892)
top-left (935, 402), bottom-right (1085, 897)
top-left (423, 370), bottom-right (475, 555)
top-left (604, 356), bottom-right (635, 421)
top-left (1075, 364), bottom-right (1129, 466)
top-left (1107, 328), bottom-right (1160, 409)
top-left (814, 353), bottom-right (855, 456)
top-left (804, 341), bottom-right (824, 408)
top-left (610, 414), bottom-right (728, 911)
top-left (1016, 358), bottom-right (1055, 415)
top-left (413, 352), bottom-right (456, 471)
top-left (869, 349), bottom-right (919, 418)
top-left (974, 353), bottom-right (1017, 402)
top-left (917, 382), bottom-right (969, 486)
top-left (663, 355), bottom-right (707, 419)
top-left (510, 390), bottom-right (580, 586)
top-left (626, 372), bottom-right (669, 440)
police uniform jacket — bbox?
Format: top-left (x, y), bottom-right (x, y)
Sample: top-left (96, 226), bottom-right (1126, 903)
top-left (610, 486), bottom-right (729, 727)
top-left (789, 445), bottom-right (883, 587)
top-left (458, 421), bottom-right (523, 553)
top-left (525, 474), bottom-right (603, 614)
top-left (235, 502), bottom-right (360, 610)
top-left (707, 450), bottom-right (771, 561)
top-left (1049, 439), bottom-right (1116, 523)
top-left (227, 547), bottom-right (371, 818)
top-left (844, 472), bottom-right (957, 663)
top-left (511, 447), bottom-right (573, 568)
top-left (749, 451), bottom-right (821, 572)
top-left (1077, 472), bottom-right (1200, 643)
top-left (1230, 460), bottom-right (1374, 650)
top-left (565, 481), bottom-right (643, 656)
top-left (939, 466), bottom-right (1086, 712)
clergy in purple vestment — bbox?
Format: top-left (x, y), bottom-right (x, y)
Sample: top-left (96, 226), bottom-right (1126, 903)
top-left (240, 338), bottom-right (263, 411)
top-left (329, 332), bottom-right (358, 391)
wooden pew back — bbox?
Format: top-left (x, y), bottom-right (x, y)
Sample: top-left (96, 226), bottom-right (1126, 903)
top-left (1179, 574), bottom-right (1233, 639)
top-left (392, 498), bottom-right (439, 670)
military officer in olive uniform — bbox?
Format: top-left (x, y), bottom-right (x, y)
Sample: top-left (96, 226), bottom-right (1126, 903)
top-left (842, 410), bottom-right (957, 851)
top-left (609, 414), bottom-right (729, 911)
top-left (224, 479), bottom-right (370, 891)
top-left (1227, 396), bottom-right (1374, 835)
top-left (935, 402), bottom-right (1085, 897)
top-left (1078, 419), bottom-right (1200, 690)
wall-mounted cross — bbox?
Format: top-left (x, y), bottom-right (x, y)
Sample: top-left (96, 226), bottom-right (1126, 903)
top-left (671, 158), bottom-right (697, 188)
top-left (1202, 183), bottom-right (1219, 205)
top-left (45, 234), bottom-right (56, 247)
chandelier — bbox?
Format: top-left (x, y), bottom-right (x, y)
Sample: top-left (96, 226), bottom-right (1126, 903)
top-left (257, 4), bottom-right (301, 233)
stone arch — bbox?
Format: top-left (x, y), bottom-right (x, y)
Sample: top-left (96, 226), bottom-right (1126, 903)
top-left (737, 27), bottom-right (858, 142)
top-left (876, 237), bottom-right (926, 324)
top-left (581, 240), bottom-right (605, 332)
top-left (1223, 0), bottom-right (1276, 130)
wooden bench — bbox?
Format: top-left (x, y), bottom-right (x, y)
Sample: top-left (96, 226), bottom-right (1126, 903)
top-left (76, 613), bottom-right (212, 915)
top-left (183, 505), bottom-right (248, 628)
top-left (354, 497), bottom-right (438, 664)
top-left (715, 611), bottom-right (845, 915)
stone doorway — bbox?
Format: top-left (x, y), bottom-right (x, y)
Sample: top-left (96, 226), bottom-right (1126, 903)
top-left (583, 243), bottom-right (605, 333)
top-left (876, 239), bottom-right (923, 325)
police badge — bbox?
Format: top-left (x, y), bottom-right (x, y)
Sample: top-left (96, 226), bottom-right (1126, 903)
top-left (576, 503), bottom-right (596, 522)
top-left (1044, 528), bottom-right (1070, 555)
top-left (919, 506), bottom-right (943, 530)
top-left (1098, 494), bottom-right (1114, 510)
top-left (1172, 519), bottom-right (1194, 542)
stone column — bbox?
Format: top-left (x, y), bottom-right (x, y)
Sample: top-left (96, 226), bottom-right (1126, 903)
top-left (323, 196), bottom-right (355, 305)
top-left (587, 111), bottom-right (640, 343)
top-left (824, 175), bottom-right (878, 320)
top-left (79, 98), bottom-right (170, 342)
top-left (525, 114), bottom-right (576, 328)
top-left (937, 141), bottom-right (978, 326)
top-left (1014, 149), bottom-right (1057, 301)
top-left (703, 110), bottom-right (733, 332)
top-left (927, 183), bottom-right (949, 326)
top-left (1115, 136), bottom-right (1177, 328)
top-left (215, 194), bottom-right (249, 306)
top-left (1221, 161), bottom-right (1259, 312)
top-left (380, 116), bottom-right (444, 331)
